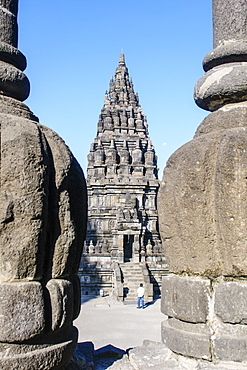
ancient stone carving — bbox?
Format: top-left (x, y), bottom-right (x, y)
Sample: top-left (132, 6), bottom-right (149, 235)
top-left (80, 54), bottom-right (167, 299)
top-left (158, 0), bottom-right (247, 364)
top-left (0, 1), bottom-right (87, 368)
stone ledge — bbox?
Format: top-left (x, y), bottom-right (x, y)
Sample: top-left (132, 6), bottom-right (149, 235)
top-left (161, 318), bottom-right (211, 361)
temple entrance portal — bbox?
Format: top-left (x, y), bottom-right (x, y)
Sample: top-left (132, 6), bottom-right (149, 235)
top-left (124, 235), bottom-right (134, 262)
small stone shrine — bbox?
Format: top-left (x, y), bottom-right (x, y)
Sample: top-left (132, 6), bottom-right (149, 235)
top-left (80, 55), bottom-right (167, 300)
top-left (159, 0), bottom-right (247, 364)
top-left (0, 1), bottom-right (87, 369)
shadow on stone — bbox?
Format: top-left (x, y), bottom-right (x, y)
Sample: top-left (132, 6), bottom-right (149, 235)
top-left (95, 345), bottom-right (126, 370)
top-left (74, 341), bottom-right (95, 369)
top-left (75, 342), bottom-right (126, 370)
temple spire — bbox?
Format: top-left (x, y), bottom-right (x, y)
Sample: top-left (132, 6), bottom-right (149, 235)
top-left (102, 54), bottom-right (140, 110)
top-left (84, 54), bottom-right (165, 301)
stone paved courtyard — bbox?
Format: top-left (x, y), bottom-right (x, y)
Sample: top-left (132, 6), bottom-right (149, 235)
top-left (74, 295), bottom-right (165, 351)
top-left (74, 296), bottom-right (247, 369)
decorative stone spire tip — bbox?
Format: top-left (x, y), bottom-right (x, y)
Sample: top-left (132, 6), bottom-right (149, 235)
top-left (119, 53), bottom-right (125, 65)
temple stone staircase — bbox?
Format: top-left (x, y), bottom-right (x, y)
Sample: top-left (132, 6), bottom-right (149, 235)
top-left (119, 262), bottom-right (153, 302)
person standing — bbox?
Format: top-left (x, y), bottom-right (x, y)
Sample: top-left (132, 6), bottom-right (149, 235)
top-left (137, 283), bottom-right (145, 309)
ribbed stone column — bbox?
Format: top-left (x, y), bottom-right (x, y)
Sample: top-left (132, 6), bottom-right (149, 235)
top-left (159, 0), bottom-right (247, 364)
top-left (0, 1), bottom-right (87, 369)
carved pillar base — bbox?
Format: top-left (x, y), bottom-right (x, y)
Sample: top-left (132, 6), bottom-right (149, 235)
top-left (161, 274), bottom-right (247, 362)
top-left (0, 328), bottom-right (77, 370)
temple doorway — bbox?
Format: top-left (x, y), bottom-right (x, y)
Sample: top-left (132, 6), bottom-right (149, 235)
top-left (124, 235), bottom-right (134, 262)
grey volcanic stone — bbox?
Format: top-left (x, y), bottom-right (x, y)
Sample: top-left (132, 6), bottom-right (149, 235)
top-left (0, 281), bottom-right (45, 342)
top-left (128, 340), bottom-right (176, 369)
top-left (158, 125), bottom-right (247, 277)
top-left (0, 2), bottom-right (18, 47)
top-left (159, 0), bottom-right (247, 365)
top-left (214, 323), bottom-right (247, 362)
top-left (161, 318), bottom-right (211, 361)
top-left (194, 62), bottom-right (247, 111)
top-left (38, 124), bottom-right (87, 279)
top-left (0, 3), bottom-right (29, 101)
top-left (194, 102), bottom-right (247, 138)
top-left (215, 280), bottom-right (247, 324)
top-left (0, 60), bottom-right (30, 100)
top-left (213, 0), bottom-right (247, 48)
top-left (0, 1), bottom-right (87, 368)
top-left (1, 114), bottom-right (50, 281)
top-left (46, 279), bottom-right (74, 332)
top-left (109, 355), bottom-right (135, 369)
top-left (161, 274), bottom-right (210, 323)
top-left (0, 327), bottom-right (78, 370)
top-left (100, 340), bottom-right (247, 369)
top-left (194, 1), bottom-right (247, 112)
top-left (203, 42), bottom-right (247, 72)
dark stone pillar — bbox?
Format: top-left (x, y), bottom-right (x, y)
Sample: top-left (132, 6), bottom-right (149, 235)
top-left (213, 0), bottom-right (247, 47)
top-left (0, 0), bottom-right (18, 47)
top-left (159, 0), bottom-right (247, 364)
top-left (0, 1), bottom-right (87, 368)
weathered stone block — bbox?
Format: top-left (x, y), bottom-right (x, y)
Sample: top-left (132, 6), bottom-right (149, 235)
top-left (46, 279), bottom-right (74, 332)
top-left (40, 124), bottom-right (87, 279)
top-left (128, 340), bottom-right (175, 369)
top-left (214, 323), bottom-right (247, 362)
top-left (161, 274), bottom-right (210, 323)
top-left (194, 103), bottom-right (247, 138)
top-left (0, 326), bottom-right (78, 370)
top-left (0, 281), bottom-right (45, 342)
top-left (161, 318), bottom-right (211, 360)
top-left (0, 115), bottom-right (49, 282)
top-left (215, 280), bottom-right (247, 324)
top-left (158, 126), bottom-right (247, 277)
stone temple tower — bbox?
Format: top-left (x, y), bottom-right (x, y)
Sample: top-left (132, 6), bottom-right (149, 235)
top-left (80, 54), bottom-right (167, 300)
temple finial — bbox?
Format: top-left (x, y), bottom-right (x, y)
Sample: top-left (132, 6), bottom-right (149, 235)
top-left (119, 53), bottom-right (125, 65)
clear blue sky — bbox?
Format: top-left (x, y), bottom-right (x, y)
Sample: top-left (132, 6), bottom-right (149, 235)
top-left (18, 0), bottom-right (212, 178)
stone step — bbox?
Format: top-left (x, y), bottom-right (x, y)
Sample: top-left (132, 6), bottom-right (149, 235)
top-left (121, 269), bottom-right (143, 274)
top-left (122, 272), bottom-right (143, 276)
top-left (120, 263), bottom-right (147, 300)
top-left (124, 281), bottom-right (143, 284)
top-left (123, 285), bottom-right (140, 291)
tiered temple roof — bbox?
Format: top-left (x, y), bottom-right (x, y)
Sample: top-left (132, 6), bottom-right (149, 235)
top-left (87, 54), bottom-right (158, 181)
